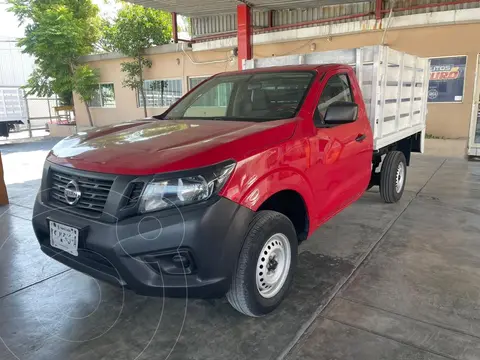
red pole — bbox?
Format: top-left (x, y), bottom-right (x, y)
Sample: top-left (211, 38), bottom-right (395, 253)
top-left (375, 0), bottom-right (383, 20)
top-left (237, 4), bottom-right (252, 70)
top-left (172, 12), bottom-right (178, 43)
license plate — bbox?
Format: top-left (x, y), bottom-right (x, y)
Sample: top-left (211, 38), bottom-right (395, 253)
top-left (49, 221), bottom-right (79, 256)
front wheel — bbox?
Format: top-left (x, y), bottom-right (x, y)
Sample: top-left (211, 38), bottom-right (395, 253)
top-left (226, 211), bottom-right (298, 317)
top-left (380, 151), bottom-right (407, 203)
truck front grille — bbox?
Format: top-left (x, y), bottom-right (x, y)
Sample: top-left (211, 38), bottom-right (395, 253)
top-left (49, 170), bottom-right (114, 216)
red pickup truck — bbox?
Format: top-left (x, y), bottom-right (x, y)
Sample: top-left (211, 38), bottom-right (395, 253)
top-left (33, 63), bottom-right (424, 316)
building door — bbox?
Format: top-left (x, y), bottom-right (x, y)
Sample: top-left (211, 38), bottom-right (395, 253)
top-left (468, 55), bottom-right (480, 156)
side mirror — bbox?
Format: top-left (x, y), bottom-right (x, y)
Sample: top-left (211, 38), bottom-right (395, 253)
top-left (324, 101), bottom-right (358, 125)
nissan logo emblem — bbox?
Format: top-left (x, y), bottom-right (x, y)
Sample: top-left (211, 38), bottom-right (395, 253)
top-left (64, 180), bottom-right (82, 205)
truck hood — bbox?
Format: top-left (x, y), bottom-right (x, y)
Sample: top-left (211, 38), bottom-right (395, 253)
top-left (48, 118), bottom-right (296, 175)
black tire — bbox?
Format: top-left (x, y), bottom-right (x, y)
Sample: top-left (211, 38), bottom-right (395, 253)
top-left (226, 211), bottom-right (298, 317)
top-left (380, 151), bottom-right (407, 203)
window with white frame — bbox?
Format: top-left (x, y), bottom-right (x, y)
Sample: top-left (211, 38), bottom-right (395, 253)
top-left (188, 76), bottom-right (232, 108)
top-left (138, 79), bottom-right (182, 107)
top-left (189, 76), bottom-right (209, 90)
top-left (184, 79), bottom-right (235, 118)
top-left (89, 83), bottom-right (115, 107)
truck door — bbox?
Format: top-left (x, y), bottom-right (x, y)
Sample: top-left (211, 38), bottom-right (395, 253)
top-left (308, 70), bottom-right (373, 224)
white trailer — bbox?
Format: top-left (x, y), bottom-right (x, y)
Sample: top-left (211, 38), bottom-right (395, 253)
top-left (0, 87), bottom-right (28, 137)
top-left (243, 45), bottom-right (429, 152)
top-left (0, 87), bottom-right (27, 123)
top-left (0, 38), bottom-right (33, 137)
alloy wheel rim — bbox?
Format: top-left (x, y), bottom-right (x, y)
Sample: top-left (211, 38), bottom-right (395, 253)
top-left (256, 233), bottom-right (291, 299)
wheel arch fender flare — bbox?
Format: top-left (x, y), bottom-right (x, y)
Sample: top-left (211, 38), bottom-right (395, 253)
top-left (235, 168), bottom-right (315, 231)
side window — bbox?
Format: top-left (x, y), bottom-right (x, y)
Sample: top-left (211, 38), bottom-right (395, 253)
top-left (314, 74), bottom-right (353, 127)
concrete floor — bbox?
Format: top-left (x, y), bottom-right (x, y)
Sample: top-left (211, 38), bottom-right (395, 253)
top-left (0, 129), bottom-right (50, 145)
top-left (424, 138), bottom-right (467, 159)
top-left (1, 138), bottom-right (480, 360)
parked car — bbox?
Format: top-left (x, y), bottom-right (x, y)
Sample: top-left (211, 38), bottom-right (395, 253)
top-left (32, 46), bottom-right (428, 316)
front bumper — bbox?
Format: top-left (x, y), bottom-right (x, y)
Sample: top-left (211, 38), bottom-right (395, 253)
top-left (32, 195), bottom-right (254, 298)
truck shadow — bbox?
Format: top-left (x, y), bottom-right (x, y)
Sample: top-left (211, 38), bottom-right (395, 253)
top-left (0, 251), bottom-right (355, 360)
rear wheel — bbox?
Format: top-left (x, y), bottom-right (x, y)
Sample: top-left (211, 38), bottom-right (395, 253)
top-left (227, 211), bottom-right (298, 317)
top-left (380, 151), bottom-right (407, 203)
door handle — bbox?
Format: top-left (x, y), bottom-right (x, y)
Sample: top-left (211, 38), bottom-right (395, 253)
top-left (355, 134), bottom-right (366, 142)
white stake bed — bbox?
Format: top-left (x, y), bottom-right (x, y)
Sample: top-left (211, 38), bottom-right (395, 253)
top-left (244, 46), bottom-right (429, 151)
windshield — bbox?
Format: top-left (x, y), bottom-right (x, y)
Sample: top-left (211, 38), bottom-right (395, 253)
top-left (163, 71), bottom-right (315, 122)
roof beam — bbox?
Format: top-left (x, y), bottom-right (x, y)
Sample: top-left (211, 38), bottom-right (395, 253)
top-left (125, 0), bottom-right (368, 17)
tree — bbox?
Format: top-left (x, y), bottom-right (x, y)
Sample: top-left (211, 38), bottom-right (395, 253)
top-left (179, 16), bottom-right (193, 39)
top-left (8, 0), bottom-right (102, 126)
top-left (23, 68), bottom-right (72, 105)
top-left (106, 4), bottom-right (172, 117)
top-left (95, 18), bottom-right (117, 54)
top-left (74, 65), bottom-right (101, 124)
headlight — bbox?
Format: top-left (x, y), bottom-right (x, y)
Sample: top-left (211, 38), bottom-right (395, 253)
top-left (139, 161), bottom-right (235, 213)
